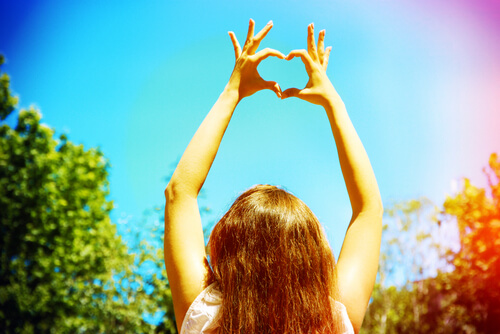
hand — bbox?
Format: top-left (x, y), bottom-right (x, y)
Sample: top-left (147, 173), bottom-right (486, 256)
top-left (282, 23), bottom-right (336, 106)
top-left (227, 19), bottom-right (286, 100)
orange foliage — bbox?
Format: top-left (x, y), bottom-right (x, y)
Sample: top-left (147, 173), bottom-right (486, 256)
top-left (443, 153), bottom-right (500, 332)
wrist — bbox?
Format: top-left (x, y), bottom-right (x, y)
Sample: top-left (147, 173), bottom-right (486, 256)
top-left (216, 84), bottom-right (240, 112)
top-left (222, 83), bottom-right (239, 94)
top-left (223, 80), bottom-right (242, 102)
top-left (322, 88), bottom-right (345, 114)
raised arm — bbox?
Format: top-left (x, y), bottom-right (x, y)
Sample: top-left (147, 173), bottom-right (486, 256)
top-left (282, 24), bottom-right (383, 333)
top-left (163, 19), bottom-right (284, 331)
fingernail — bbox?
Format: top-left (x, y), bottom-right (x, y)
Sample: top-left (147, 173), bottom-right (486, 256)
top-left (267, 20), bottom-right (273, 25)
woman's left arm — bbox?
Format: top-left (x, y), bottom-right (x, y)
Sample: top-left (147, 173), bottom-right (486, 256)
top-left (282, 24), bottom-right (382, 333)
top-left (164, 19), bottom-right (284, 331)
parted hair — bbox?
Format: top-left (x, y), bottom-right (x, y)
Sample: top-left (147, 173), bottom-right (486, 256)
top-left (205, 185), bottom-right (344, 333)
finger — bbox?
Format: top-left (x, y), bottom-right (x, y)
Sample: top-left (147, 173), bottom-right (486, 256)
top-left (263, 80), bottom-right (282, 98)
top-left (323, 46), bottom-right (332, 70)
top-left (228, 31), bottom-right (241, 60)
top-left (281, 88), bottom-right (303, 99)
top-left (243, 19), bottom-right (255, 51)
top-left (248, 20), bottom-right (273, 54)
top-left (285, 49), bottom-right (310, 61)
top-left (317, 29), bottom-right (325, 64)
top-left (285, 49), bottom-right (313, 72)
top-left (253, 48), bottom-right (286, 65)
top-left (307, 23), bottom-right (318, 61)
top-left (253, 20), bottom-right (273, 43)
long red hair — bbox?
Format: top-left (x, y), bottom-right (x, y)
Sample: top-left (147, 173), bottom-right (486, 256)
top-left (206, 185), bottom-right (343, 333)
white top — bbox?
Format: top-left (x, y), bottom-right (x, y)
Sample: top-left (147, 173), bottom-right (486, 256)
top-left (180, 283), bottom-right (355, 334)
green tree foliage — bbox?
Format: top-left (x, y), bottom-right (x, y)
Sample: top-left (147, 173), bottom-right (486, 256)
top-left (0, 56), bottom-right (18, 120)
top-left (0, 57), bottom-right (176, 333)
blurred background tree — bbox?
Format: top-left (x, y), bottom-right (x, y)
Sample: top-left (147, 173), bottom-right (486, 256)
top-left (0, 56), bottom-right (176, 333)
top-left (440, 153), bottom-right (500, 333)
top-left (361, 198), bottom-right (452, 333)
top-left (362, 154), bottom-right (500, 334)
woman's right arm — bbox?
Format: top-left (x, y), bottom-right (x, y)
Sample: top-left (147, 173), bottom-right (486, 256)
top-left (164, 19), bottom-right (284, 331)
top-left (282, 24), bottom-right (383, 333)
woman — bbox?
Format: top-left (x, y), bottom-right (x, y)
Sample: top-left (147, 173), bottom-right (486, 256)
top-left (164, 19), bottom-right (382, 334)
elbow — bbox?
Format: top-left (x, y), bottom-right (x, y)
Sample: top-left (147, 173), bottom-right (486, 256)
top-left (352, 195), bottom-right (384, 223)
top-left (373, 197), bottom-right (384, 219)
top-left (370, 197), bottom-right (384, 223)
top-left (368, 186), bottom-right (383, 216)
top-left (164, 179), bottom-right (196, 204)
top-left (164, 180), bottom-right (178, 204)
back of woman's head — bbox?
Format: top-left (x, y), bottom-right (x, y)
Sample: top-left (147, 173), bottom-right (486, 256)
top-left (207, 185), bottom-right (343, 333)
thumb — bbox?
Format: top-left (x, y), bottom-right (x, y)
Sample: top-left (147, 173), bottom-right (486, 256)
top-left (281, 88), bottom-right (304, 99)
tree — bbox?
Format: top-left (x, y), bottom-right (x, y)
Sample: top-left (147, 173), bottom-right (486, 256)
top-left (0, 56), bottom-right (176, 333)
top-left (119, 175), bottom-right (215, 331)
top-left (360, 198), bottom-right (456, 333)
top-left (0, 55), bottom-right (18, 121)
top-left (362, 154), bottom-right (500, 333)
top-left (441, 153), bottom-right (500, 333)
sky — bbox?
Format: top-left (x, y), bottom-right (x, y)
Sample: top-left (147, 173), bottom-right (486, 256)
top-left (1, 0), bottom-right (499, 255)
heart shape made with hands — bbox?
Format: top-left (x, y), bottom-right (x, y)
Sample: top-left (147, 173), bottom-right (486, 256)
top-left (229, 20), bottom-right (333, 102)
top-left (258, 56), bottom-right (309, 95)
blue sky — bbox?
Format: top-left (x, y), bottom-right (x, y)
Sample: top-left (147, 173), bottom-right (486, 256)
top-left (2, 0), bottom-right (499, 255)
